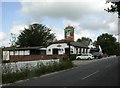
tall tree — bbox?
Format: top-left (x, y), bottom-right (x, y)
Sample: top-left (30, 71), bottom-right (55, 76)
top-left (96, 33), bottom-right (117, 55)
top-left (92, 40), bottom-right (97, 47)
top-left (16, 23), bottom-right (56, 47)
top-left (104, 1), bottom-right (120, 55)
top-left (105, 0), bottom-right (120, 18)
top-left (77, 37), bottom-right (92, 43)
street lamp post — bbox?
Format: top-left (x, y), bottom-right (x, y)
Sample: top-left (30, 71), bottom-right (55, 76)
top-left (68, 41), bottom-right (71, 60)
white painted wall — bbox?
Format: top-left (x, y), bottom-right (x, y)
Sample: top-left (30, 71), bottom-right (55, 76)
top-left (3, 51), bottom-right (9, 61)
top-left (47, 43), bottom-right (68, 55)
top-left (46, 43), bottom-right (89, 55)
top-left (81, 48), bottom-right (83, 53)
top-left (88, 49), bottom-right (90, 53)
top-left (47, 43), bottom-right (79, 55)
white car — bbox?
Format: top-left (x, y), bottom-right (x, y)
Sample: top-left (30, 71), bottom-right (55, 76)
top-left (76, 53), bottom-right (94, 60)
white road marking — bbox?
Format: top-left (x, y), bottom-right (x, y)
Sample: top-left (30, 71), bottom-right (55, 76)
top-left (82, 70), bottom-right (99, 80)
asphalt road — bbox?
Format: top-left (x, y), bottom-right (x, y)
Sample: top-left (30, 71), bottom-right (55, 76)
top-left (4, 56), bottom-right (120, 86)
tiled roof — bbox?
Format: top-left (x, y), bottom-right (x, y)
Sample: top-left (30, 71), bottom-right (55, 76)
top-left (70, 41), bottom-right (89, 48)
top-left (3, 46), bottom-right (46, 51)
top-left (51, 39), bottom-right (90, 48)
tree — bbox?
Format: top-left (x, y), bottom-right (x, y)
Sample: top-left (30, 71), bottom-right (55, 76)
top-left (92, 40), bottom-right (97, 47)
top-left (104, 1), bottom-right (120, 55)
top-left (77, 37), bottom-right (92, 43)
top-left (105, 0), bottom-right (120, 18)
top-left (16, 23), bottom-right (56, 47)
top-left (96, 33), bottom-right (118, 55)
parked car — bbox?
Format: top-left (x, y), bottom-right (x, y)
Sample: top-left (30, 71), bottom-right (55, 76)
top-left (92, 52), bottom-right (103, 59)
top-left (76, 53), bottom-right (94, 60)
top-left (89, 46), bottom-right (103, 59)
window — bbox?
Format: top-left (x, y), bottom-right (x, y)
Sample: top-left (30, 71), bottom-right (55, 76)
top-left (25, 50), bottom-right (30, 55)
top-left (10, 51), bottom-right (14, 55)
top-left (83, 48), bottom-right (85, 53)
top-left (61, 49), bottom-right (63, 51)
top-left (79, 48), bottom-right (81, 53)
top-left (86, 49), bottom-right (88, 53)
top-left (71, 51), bottom-right (73, 53)
top-left (19, 51), bottom-right (24, 55)
top-left (76, 48), bottom-right (78, 54)
top-left (70, 48), bottom-right (73, 54)
top-left (48, 49), bottom-right (51, 51)
top-left (65, 48), bottom-right (69, 54)
top-left (40, 50), bottom-right (46, 55)
top-left (15, 51), bottom-right (18, 55)
top-left (70, 48), bottom-right (73, 51)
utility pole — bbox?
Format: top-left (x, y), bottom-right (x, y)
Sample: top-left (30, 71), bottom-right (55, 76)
top-left (68, 41), bottom-right (70, 60)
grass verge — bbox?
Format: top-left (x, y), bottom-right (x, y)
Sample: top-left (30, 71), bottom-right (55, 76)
top-left (2, 60), bottom-right (74, 84)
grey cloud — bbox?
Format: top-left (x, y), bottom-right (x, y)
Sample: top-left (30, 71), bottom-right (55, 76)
top-left (78, 13), bottom-right (118, 34)
top-left (20, 1), bottom-right (106, 21)
top-left (20, 0), bottom-right (118, 37)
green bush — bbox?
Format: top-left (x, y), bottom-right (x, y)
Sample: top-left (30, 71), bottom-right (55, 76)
top-left (2, 60), bottom-right (10, 63)
top-left (34, 62), bottom-right (48, 76)
top-left (2, 60), bottom-right (74, 84)
top-left (62, 54), bottom-right (77, 61)
top-left (62, 56), bottom-right (69, 61)
top-left (70, 54), bottom-right (77, 60)
top-left (2, 64), bottom-right (32, 84)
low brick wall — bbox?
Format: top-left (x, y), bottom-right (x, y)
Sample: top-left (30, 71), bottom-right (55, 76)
top-left (47, 54), bottom-right (68, 61)
top-left (10, 54), bottom-right (68, 62)
top-left (10, 55), bottom-right (49, 62)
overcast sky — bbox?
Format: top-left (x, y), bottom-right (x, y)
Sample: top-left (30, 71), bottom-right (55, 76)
top-left (0, 0), bottom-right (119, 47)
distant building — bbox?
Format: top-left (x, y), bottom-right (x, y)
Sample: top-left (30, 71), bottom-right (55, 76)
top-left (2, 25), bottom-right (100, 62)
top-left (2, 39), bottom-right (91, 62)
top-left (2, 46), bottom-right (47, 62)
top-left (47, 39), bottom-right (90, 55)
top-left (89, 45), bottom-right (103, 59)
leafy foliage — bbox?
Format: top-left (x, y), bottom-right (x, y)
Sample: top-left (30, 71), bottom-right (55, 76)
top-left (105, 1), bottom-right (120, 55)
top-left (92, 40), bottom-right (97, 47)
top-left (96, 33), bottom-right (120, 55)
top-left (77, 37), bottom-right (92, 42)
top-left (2, 61), bottom-right (74, 84)
top-left (16, 23), bottom-right (56, 47)
top-left (105, 0), bottom-right (120, 18)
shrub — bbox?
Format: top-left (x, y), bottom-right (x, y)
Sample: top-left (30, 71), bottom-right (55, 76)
top-left (2, 60), bottom-right (10, 63)
top-left (2, 64), bottom-right (32, 84)
top-left (2, 60), bottom-right (74, 84)
top-left (34, 62), bottom-right (48, 76)
top-left (62, 56), bottom-right (69, 61)
top-left (70, 54), bottom-right (77, 60)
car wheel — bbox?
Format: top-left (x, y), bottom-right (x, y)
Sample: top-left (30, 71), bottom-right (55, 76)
top-left (77, 57), bottom-right (81, 60)
top-left (88, 57), bottom-right (91, 60)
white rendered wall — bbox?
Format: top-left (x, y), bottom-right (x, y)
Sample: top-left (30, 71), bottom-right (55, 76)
top-left (47, 43), bottom-right (68, 55)
top-left (3, 51), bottom-right (9, 61)
top-left (47, 43), bottom-right (77, 55)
